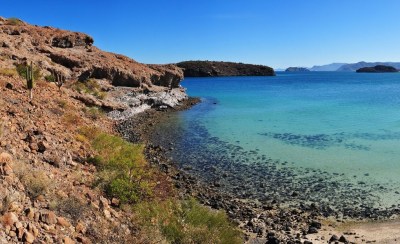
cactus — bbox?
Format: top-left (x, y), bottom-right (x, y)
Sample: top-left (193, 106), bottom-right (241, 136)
top-left (55, 71), bottom-right (65, 91)
top-left (25, 61), bottom-right (34, 100)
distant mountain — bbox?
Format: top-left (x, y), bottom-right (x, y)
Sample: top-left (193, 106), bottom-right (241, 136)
top-left (356, 65), bottom-right (398, 73)
top-left (285, 67), bottom-right (310, 72)
top-left (176, 61), bottom-right (275, 77)
top-left (337, 62), bottom-right (400, 72)
top-left (309, 63), bottom-right (347, 71)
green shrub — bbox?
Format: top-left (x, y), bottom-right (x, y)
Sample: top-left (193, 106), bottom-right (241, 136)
top-left (80, 128), bottom-right (153, 204)
top-left (84, 107), bottom-right (104, 120)
top-left (135, 198), bottom-right (243, 244)
top-left (73, 79), bottom-right (106, 100)
top-left (15, 63), bottom-right (41, 81)
top-left (44, 74), bottom-right (55, 82)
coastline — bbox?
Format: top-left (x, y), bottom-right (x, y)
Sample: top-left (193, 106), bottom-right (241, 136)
top-left (116, 96), bottom-right (400, 243)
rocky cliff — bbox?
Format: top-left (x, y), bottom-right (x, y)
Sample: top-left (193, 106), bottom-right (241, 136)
top-left (0, 17), bottom-right (183, 89)
top-left (176, 61), bottom-right (275, 77)
top-left (356, 65), bottom-right (398, 73)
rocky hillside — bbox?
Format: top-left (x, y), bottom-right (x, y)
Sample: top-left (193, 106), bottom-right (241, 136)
top-left (0, 17), bottom-right (243, 244)
top-left (0, 17), bottom-right (183, 89)
top-left (356, 65), bottom-right (398, 73)
top-left (176, 61), bottom-right (275, 77)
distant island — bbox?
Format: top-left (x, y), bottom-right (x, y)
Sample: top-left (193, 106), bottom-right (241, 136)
top-left (356, 65), bottom-right (398, 73)
top-left (307, 62), bottom-right (400, 72)
top-left (285, 67), bottom-right (310, 72)
top-left (176, 61), bottom-right (275, 77)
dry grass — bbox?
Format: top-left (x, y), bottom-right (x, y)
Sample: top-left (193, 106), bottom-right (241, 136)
top-left (63, 112), bottom-right (82, 126)
top-left (0, 68), bottom-right (18, 78)
top-left (12, 161), bottom-right (52, 199)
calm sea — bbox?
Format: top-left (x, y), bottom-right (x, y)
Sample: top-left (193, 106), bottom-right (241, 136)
top-left (152, 72), bottom-right (400, 211)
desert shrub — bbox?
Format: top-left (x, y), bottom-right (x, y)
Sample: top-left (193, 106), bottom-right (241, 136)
top-left (73, 79), bottom-right (106, 99)
top-left (135, 198), bottom-right (242, 244)
top-left (55, 99), bottom-right (68, 108)
top-left (6, 17), bottom-right (22, 26)
top-left (54, 196), bottom-right (89, 223)
top-left (80, 128), bottom-right (153, 204)
top-left (63, 112), bottom-right (82, 126)
top-left (17, 170), bottom-right (51, 198)
top-left (44, 74), bottom-right (55, 82)
top-left (15, 63), bottom-right (41, 81)
top-left (84, 107), bottom-right (104, 120)
top-left (0, 68), bottom-right (18, 78)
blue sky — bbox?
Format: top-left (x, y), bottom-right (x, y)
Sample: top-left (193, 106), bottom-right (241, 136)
top-left (2, 0), bottom-right (400, 68)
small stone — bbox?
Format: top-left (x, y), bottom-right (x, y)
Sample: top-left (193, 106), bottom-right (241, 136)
top-left (23, 231), bottom-right (35, 243)
top-left (75, 222), bottom-right (86, 234)
top-left (111, 198), bottom-right (120, 207)
top-left (308, 227), bottom-right (318, 234)
top-left (64, 236), bottom-right (75, 244)
top-left (310, 220), bottom-right (322, 229)
top-left (339, 235), bottom-right (348, 243)
top-left (57, 217), bottom-right (71, 227)
top-left (5, 83), bottom-right (13, 89)
top-left (103, 209), bottom-right (111, 219)
top-left (329, 234), bottom-right (339, 242)
top-left (14, 221), bottom-right (22, 228)
top-left (1, 212), bottom-right (18, 227)
top-left (40, 211), bottom-right (57, 225)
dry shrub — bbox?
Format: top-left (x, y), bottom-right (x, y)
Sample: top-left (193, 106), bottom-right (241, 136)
top-left (63, 112), bottom-right (82, 126)
top-left (12, 161), bottom-right (51, 199)
top-left (0, 68), bottom-right (18, 78)
top-left (53, 196), bottom-right (89, 224)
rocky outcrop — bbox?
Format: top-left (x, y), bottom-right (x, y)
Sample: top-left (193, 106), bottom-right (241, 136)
top-left (176, 61), bottom-right (275, 77)
top-left (0, 17), bottom-right (183, 89)
top-left (356, 65), bottom-right (398, 73)
top-left (285, 67), bottom-right (310, 72)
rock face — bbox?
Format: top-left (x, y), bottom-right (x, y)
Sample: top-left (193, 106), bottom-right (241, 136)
top-left (176, 61), bottom-right (275, 77)
top-left (356, 65), bottom-right (398, 73)
top-left (285, 67), bottom-right (310, 72)
top-left (0, 17), bottom-right (183, 89)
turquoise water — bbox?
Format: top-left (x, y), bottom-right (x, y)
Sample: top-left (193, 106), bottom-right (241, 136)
top-left (153, 72), bottom-right (400, 211)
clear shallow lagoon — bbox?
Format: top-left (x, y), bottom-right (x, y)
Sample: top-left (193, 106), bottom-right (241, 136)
top-left (152, 72), bottom-right (400, 211)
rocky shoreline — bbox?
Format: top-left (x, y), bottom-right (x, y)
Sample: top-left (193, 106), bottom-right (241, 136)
top-left (116, 97), bottom-right (400, 243)
top-left (116, 99), bottom-right (329, 243)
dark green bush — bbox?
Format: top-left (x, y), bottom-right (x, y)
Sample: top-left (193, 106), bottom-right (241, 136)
top-left (44, 74), bottom-right (55, 82)
top-left (73, 79), bottom-right (106, 99)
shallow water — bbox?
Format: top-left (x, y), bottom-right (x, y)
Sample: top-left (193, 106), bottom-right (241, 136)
top-left (152, 72), bottom-right (400, 212)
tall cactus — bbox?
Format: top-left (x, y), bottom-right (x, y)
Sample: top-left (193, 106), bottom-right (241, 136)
top-left (25, 61), bottom-right (34, 100)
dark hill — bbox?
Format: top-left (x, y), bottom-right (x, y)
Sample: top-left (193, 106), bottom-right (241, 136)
top-left (356, 65), bottom-right (398, 73)
top-left (176, 61), bottom-right (275, 77)
top-left (285, 67), bottom-right (310, 72)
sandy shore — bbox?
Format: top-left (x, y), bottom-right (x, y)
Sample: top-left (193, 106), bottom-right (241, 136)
top-left (306, 218), bottom-right (400, 243)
